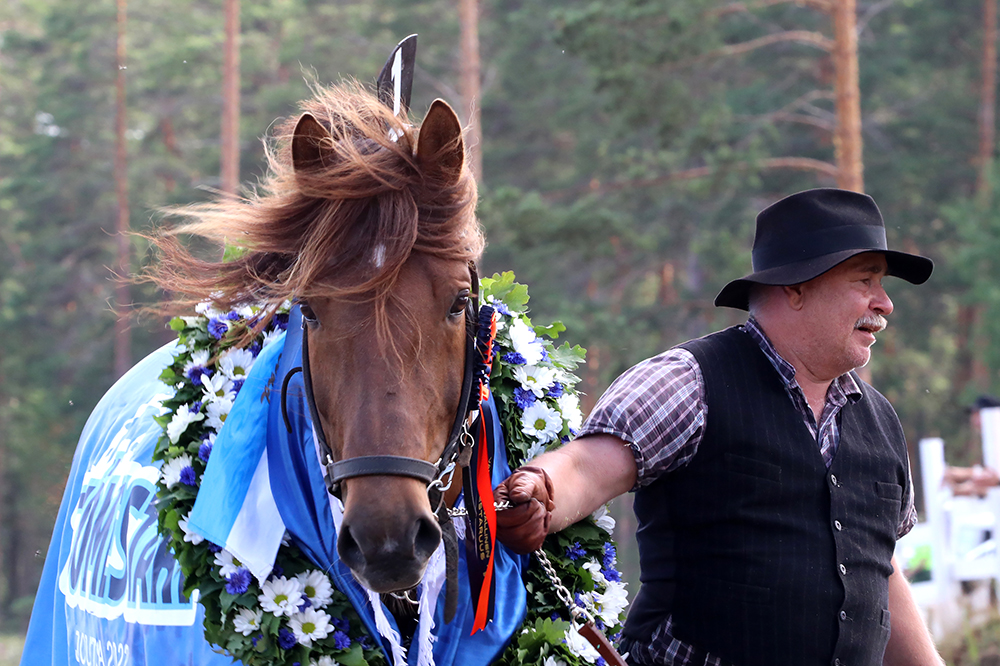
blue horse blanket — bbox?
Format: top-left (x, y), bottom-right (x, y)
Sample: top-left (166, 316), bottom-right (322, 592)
top-left (21, 308), bottom-right (527, 666)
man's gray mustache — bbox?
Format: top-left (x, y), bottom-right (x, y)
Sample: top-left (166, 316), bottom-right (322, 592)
top-left (855, 314), bottom-right (887, 333)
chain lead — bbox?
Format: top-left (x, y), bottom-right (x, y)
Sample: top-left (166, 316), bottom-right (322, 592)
top-left (446, 500), bottom-right (589, 626)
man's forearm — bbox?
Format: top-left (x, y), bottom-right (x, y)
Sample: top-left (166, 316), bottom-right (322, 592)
top-left (883, 556), bottom-right (943, 665)
top-left (526, 433), bottom-right (638, 533)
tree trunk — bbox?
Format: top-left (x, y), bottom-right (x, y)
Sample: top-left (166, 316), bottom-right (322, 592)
top-left (978, 0), bottom-right (998, 203)
top-left (458, 0), bottom-right (482, 180)
top-left (221, 0), bottom-right (240, 196)
top-left (831, 0), bottom-right (864, 192)
top-left (113, 0), bottom-right (131, 380)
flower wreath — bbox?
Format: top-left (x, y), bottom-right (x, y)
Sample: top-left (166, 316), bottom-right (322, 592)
top-left (153, 271), bottom-right (627, 666)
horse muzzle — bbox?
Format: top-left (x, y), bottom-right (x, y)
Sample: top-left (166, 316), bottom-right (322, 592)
top-left (337, 492), bottom-right (443, 593)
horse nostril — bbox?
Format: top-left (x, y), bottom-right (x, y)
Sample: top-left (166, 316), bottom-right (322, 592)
top-left (412, 515), bottom-right (441, 559)
top-left (338, 524), bottom-right (365, 571)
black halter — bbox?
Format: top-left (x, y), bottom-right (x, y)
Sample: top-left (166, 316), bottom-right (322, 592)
top-left (281, 261), bottom-right (481, 503)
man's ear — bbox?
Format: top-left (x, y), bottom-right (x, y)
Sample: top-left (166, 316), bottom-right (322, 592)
top-left (782, 284), bottom-right (806, 311)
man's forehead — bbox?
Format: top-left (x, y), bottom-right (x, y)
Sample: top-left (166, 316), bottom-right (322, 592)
top-left (840, 251), bottom-right (888, 273)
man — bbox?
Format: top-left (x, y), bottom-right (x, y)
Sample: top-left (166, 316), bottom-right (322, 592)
top-left (496, 189), bottom-right (943, 666)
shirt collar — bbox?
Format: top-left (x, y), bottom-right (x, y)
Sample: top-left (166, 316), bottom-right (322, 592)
top-left (742, 317), bottom-right (862, 402)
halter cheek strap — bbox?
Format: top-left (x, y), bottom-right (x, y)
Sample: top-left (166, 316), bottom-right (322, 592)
top-left (279, 261), bottom-right (482, 500)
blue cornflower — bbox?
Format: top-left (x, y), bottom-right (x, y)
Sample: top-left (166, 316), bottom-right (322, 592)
top-left (186, 366), bottom-right (210, 386)
top-left (225, 568), bottom-right (251, 595)
top-left (540, 349), bottom-right (549, 362)
top-left (189, 401), bottom-right (202, 414)
top-left (561, 435), bottom-right (570, 443)
top-left (332, 617), bottom-right (350, 633)
top-left (298, 597), bottom-right (312, 611)
top-left (251, 633), bottom-right (261, 647)
top-left (275, 313), bottom-right (289, 330)
top-left (359, 635), bottom-right (372, 649)
top-left (249, 341), bottom-right (262, 357)
top-left (595, 618), bottom-right (605, 631)
top-left (566, 541), bottom-right (586, 561)
top-left (231, 379), bottom-right (245, 394)
top-left (603, 567), bottom-right (623, 582)
top-left (502, 351), bottom-right (526, 365)
top-left (224, 311), bottom-right (241, 321)
top-left (179, 466), bottom-right (197, 486)
top-left (547, 382), bottom-right (564, 398)
top-left (550, 612), bottom-right (561, 621)
top-left (570, 428), bottom-right (579, 437)
top-left (513, 386), bottom-right (536, 410)
top-left (198, 442), bottom-right (213, 462)
top-left (602, 543), bottom-right (617, 569)
top-left (610, 631), bottom-right (622, 644)
top-left (269, 565), bottom-right (284, 579)
top-left (596, 658), bottom-right (607, 666)
top-left (278, 627), bottom-right (297, 650)
top-left (207, 318), bottom-right (229, 340)
top-left (207, 542), bottom-right (222, 553)
top-left (333, 630), bottom-right (351, 650)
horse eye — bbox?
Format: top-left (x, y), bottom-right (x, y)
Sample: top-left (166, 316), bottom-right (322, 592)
top-left (449, 291), bottom-right (470, 316)
top-left (300, 303), bottom-right (319, 324)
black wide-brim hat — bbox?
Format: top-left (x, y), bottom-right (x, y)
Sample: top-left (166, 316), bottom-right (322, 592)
top-left (715, 188), bottom-right (934, 310)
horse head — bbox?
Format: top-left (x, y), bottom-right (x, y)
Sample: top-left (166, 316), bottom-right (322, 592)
top-left (289, 90), bottom-right (481, 593)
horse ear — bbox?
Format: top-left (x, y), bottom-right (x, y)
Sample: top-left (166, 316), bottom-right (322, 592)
top-left (292, 113), bottom-right (334, 173)
top-left (416, 99), bottom-right (465, 185)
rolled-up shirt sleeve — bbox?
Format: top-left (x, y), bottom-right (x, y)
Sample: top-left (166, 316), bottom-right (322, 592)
top-left (577, 348), bottom-right (707, 489)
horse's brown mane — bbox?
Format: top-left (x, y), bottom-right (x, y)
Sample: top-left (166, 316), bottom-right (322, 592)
top-left (143, 81), bottom-right (483, 343)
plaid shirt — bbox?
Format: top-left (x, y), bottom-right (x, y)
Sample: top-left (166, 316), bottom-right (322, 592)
top-left (579, 318), bottom-right (916, 666)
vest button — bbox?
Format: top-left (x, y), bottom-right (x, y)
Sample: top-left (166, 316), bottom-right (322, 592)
top-left (839, 563), bottom-right (847, 575)
top-left (834, 659), bottom-right (842, 666)
top-left (834, 520), bottom-right (843, 531)
top-left (831, 474), bottom-right (839, 486)
top-left (840, 610), bottom-right (847, 621)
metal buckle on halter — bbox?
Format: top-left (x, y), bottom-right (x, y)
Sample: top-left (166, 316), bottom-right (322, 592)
top-left (427, 460), bottom-right (458, 495)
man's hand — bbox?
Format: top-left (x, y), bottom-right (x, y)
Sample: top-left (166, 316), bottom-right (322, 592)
top-left (494, 465), bottom-right (555, 554)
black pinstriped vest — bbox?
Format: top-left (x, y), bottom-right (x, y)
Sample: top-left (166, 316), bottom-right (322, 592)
top-left (623, 327), bottom-right (910, 666)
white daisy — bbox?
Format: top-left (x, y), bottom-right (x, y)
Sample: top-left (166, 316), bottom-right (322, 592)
top-left (159, 454), bottom-right (193, 489)
top-left (289, 607), bottom-right (333, 647)
top-left (202, 373), bottom-right (235, 403)
top-left (508, 318), bottom-right (544, 366)
top-left (296, 570), bottom-right (334, 609)
top-left (195, 298), bottom-right (226, 318)
top-left (596, 579), bottom-right (629, 627)
top-left (258, 576), bottom-right (305, 617)
top-left (521, 401), bottom-right (563, 443)
top-left (178, 512), bottom-right (204, 545)
top-left (182, 349), bottom-right (210, 376)
top-left (205, 398), bottom-right (233, 431)
top-left (564, 623), bottom-right (601, 663)
top-left (213, 549), bottom-right (245, 577)
top-left (523, 439), bottom-right (548, 462)
top-left (557, 392), bottom-right (583, 432)
top-left (219, 348), bottom-right (255, 381)
top-left (232, 607), bottom-right (262, 636)
top-left (166, 408), bottom-right (204, 444)
top-left (262, 328), bottom-right (284, 348)
top-left (312, 656), bottom-right (341, 666)
top-left (591, 504), bottom-right (616, 533)
top-left (512, 365), bottom-right (558, 398)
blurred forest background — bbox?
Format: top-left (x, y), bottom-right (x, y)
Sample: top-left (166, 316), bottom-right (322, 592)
top-left (3, 0), bottom-right (1000, 647)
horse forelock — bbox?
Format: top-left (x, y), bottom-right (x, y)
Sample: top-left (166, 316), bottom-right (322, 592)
top-left (145, 81), bottom-right (483, 351)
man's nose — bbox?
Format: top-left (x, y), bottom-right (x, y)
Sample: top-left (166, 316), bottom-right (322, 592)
top-left (873, 282), bottom-right (893, 316)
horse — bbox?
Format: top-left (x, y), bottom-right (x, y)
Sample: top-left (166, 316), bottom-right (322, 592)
top-left (20, 40), bottom-right (625, 666)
